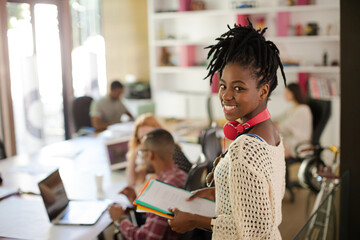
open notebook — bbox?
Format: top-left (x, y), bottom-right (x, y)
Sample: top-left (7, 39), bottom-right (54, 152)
top-left (133, 179), bottom-right (215, 219)
top-left (38, 169), bottom-right (111, 225)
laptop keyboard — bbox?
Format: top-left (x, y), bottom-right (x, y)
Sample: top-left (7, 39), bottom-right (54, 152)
top-left (59, 201), bottom-right (109, 224)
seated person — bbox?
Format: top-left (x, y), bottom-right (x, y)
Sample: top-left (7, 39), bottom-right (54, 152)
top-left (276, 83), bottom-right (312, 158)
top-left (90, 80), bottom-right (134, 131)
top-left (108, 128), bottom-right (188, 240)
top-left (126, 113), bottom-right (192, 191)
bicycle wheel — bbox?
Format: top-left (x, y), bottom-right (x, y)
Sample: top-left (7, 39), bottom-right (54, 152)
top-left (298, 156), bottom-right (326, 193)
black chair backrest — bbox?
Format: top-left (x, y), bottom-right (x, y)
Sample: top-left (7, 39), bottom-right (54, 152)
top-left (307, 98), bottom-right (331, 145)
top-left (184, 154), bottom-right (209, 191)
top-left (0, 140), bottom-right (6, 160)
top-left (199, 127), bottom-right (222, 166)
top-left (72, 96), bottom-right (93, 132)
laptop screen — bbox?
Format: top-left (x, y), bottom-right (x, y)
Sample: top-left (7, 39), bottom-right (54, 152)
top-left (38, 169), bottom-right (69, 221)
top-left (105, 137), bottom-right (130, 170)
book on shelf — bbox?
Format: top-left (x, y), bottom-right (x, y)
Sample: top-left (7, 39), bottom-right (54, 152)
top-left (277, 12), bottom-right (290, 36)
top-left (298, 72), bottom-right (309, 96)
top-left (179, 45), bottom-right (196, 67)
top-left (133, 179), bottom-right (216, 219)
top-left (308, 76), bottom-right (339, 99)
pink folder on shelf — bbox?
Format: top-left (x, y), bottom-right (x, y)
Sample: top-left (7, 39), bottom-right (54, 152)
top-left (179, 0), bottom-right (191, 11)
top-left (211, 72), bottom-right (219, 93)
top-left (180, 45), bottom-right (196, 67)
top-left (296, 0), bottom-right (309, 5)
top-left (298, 72), bottom-right (309, 96)
top-left (277, 12), bottom-right (290, 36)
top-left (237, 14), bottom-right (249, 26)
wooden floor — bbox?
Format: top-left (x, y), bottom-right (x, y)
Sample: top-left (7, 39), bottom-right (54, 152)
top-left (279, 162), bottom-right (317, 240)
top-left (280, 187), bottom-right (317, 240)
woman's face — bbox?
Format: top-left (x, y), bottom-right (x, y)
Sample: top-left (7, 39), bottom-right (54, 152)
top-left (219, 63), bottom-right (267, 122)
top-left (284, 88), bottom-right (294, 102)
top-left (137, 125), bottom-right (156, 142)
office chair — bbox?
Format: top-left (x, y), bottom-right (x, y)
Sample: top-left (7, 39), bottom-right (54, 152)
top-left (0, 140), bottom-right (6, 160)
top-left (179, 153), bottom-right (212, 240)
top-left (307, 98), bottom-right (332, 146)
top-left (206, 95), bottom-right (213, 128)
top-left (200, 94), bottom-right (223, 169)
top-left (184, 153), bottom-right (209, 191)
top-left (198, 127), bottom-right (223, 173)
top-left (286, 98), bottom-right (331, 201)
top-left (72, 96), bottom-right (94, 135)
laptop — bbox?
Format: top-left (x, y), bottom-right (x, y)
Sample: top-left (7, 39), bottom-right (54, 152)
top-left (38, 169), bottom-right (111, 225)
top-left (105, 136), bottom-right (130, 170)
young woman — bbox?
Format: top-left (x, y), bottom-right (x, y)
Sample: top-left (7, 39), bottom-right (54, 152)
top-left (126, 113), bottom-right (192, 189)
top-left (276, 83), bottom-right (312, 158)
top-left (168, 21), bottom-right (287, 239)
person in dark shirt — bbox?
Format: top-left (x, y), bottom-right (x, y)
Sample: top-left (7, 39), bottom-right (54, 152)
top-left (90, 80), bottom-right (134, 131)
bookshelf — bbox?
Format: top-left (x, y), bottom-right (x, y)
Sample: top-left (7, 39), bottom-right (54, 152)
top-left (153, 66), bottom-right (340, 74)
top-left (152, 4), bottom-right (339, 19)
top-left (147, 0), bottom-right (340, 145)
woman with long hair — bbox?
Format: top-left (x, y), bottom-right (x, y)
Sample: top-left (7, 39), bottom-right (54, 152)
top-left (277, 83), bottom-right (312, 158)
top-left (126, 113), bottom-right (192, 188)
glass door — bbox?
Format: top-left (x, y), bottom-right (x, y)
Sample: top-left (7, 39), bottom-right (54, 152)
top-left (7, 2), bottom-right (64, 154)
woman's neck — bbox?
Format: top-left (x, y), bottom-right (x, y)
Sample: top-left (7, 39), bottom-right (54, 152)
top-left (241, 105), bottom-right (267, 123)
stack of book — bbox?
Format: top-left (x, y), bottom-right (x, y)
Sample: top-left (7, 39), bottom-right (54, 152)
top-left (308, 77), bottom-right (339, 99)
top-left (133, 179), bottom-right (216, 219)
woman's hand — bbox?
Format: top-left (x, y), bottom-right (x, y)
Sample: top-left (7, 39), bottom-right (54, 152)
top-left (168, 208), bottom-right (196, 233)
top-left (187, 187), bottom-right (215, 202)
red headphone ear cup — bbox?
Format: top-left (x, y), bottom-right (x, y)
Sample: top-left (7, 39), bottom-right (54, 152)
top-left (236, 124), bottom-right (245, 133)
top-left (223, 121), bottom-right (239, 140)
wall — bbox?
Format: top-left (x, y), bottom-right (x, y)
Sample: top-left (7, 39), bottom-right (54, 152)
top-left (101, 0), bottom-right (150, 84)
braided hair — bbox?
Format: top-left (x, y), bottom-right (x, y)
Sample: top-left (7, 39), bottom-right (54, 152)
top-left (205, 20), bottom-right (286, 187)
top-left (205, 19), bottom-right (286, 97)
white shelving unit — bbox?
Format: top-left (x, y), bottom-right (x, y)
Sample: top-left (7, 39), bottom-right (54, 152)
top-left (153, 65), bottom-right (340, 74)
top-left (152, 4), bottom-right (339, 19)
top-left (147, 0), bottom-right (340, 145)
top-left (155, 35), bottom-right (340, 47)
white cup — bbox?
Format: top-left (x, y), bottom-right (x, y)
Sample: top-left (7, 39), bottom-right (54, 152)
top-left (95, 174), bottom-right (104, 194)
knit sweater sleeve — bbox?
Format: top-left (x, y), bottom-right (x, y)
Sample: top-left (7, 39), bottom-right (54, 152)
top-left (212, 138), bottom-right (273, 239)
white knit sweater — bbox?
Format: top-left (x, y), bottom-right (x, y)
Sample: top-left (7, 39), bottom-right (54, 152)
top-left (212, 135), bottom-right (285, 240)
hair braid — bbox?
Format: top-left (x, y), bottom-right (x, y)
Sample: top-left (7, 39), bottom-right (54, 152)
top-left (204, 19), bottom-right (287, 98)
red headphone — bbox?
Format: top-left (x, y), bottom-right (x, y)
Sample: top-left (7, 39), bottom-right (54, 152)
top-left (223, 108), bottom-right (271, 140)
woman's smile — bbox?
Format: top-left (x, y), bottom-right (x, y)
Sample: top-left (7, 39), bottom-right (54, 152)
top-left (222, 103), bottom-right (238, 114)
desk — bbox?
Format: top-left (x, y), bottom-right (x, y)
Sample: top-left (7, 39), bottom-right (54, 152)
top-left (0, 135), bottom-right (130, 240)
top-left (0, 127), bottom-right (203, 240)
